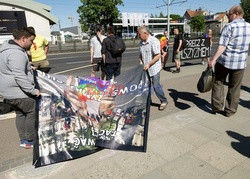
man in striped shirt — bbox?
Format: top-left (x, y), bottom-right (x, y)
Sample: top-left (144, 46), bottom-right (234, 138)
top-left (209, 5), bottom-right (250, 117)
top-left (138, 26), bottom-right (168, 111)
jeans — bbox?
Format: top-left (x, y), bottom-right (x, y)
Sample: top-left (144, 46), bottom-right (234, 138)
top-left (151, 72), bottom-right (167, 103)
top-left (212, 63), bottom-right (244, 115)
top-left (104, 63), bottom-right (121, 80)
top-left (5, 97), bottom-right (37, 141)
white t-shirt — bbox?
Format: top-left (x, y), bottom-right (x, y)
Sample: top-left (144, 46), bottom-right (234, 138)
top-left (90, 35), bottom-right (106, 58)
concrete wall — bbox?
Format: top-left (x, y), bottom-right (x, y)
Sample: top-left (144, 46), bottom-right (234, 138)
top-left (0, 4), bottom-right (51, 44)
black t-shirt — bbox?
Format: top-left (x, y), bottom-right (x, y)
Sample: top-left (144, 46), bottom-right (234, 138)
top-left (173, 34), bottom-right (183, 51)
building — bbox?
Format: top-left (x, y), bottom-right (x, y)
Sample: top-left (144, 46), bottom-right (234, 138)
top-left (0, 0), bottom-right (58, 44)
top-left (181, 8), bottom-right (209, 34)
top-left (205, 12), bottom-right (229, 35)
top-left (181, 8), bottom-right (229, 35)
top-left (113, 17), bottom-right (185, 38)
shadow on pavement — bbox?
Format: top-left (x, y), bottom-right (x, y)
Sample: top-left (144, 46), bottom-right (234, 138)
top-left (226, 131), bottom-right (250, 158)
top-left (168, 89), bottom-right (213, 113)
top-left (240, 85), bottom-right (250, 109)
top-left (241, 85), bottom-right (250, 93)
top-left (162, 60), bottom-right (203, 72)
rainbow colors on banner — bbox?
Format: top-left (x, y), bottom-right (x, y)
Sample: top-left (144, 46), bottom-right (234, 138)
top-left (33, 65), bottom-right (151, 167)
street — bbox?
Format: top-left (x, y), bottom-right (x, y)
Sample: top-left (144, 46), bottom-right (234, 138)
top-left (1, 46), bottom-right (250, 178)
top-left (47, 44), bottom-right (218, 76)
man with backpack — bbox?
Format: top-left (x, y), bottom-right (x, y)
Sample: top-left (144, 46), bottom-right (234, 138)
top-left (101, 26), bottom-right (126, 81)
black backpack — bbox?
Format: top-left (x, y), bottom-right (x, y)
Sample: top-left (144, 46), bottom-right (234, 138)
top-left (108, 36), bottom-right (126, 56)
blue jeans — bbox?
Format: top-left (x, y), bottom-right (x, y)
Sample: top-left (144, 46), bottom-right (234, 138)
top-left (151, 72), bottom-right (167, 103)
top-left (104, 63), bottom-right (121, 80)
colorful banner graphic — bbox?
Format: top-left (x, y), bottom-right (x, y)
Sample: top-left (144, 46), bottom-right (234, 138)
top-left (34, 65), bottom-right (150, 167)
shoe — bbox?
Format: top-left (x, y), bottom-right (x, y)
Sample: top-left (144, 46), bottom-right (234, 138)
top-left (20, 139), bottom-right (26, 148)
top-left (20, 140), bottom-right (33, 149)
top-left (224, 112), bottom-right (235, 117)
top-left (172, 69), bottom-right (180, 73)
top-left (212, 109), bottom-right (223, 115)
top-left (159, 102), bottom-right (168, 111)
top-left (25, 140), bottom-right (34, 149)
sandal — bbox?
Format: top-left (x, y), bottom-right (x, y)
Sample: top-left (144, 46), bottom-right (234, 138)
top-left (159, 102), bottom-right (167, 111)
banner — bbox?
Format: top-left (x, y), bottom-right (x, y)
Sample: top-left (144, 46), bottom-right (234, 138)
top-left (0, 11), bottom-right (27, 35)
top-left (122, 13), bottom-right (128, 27)
top-left (181, 37), bottom-right (210, 60)
top-left (34, 65), bottom-right (150, 167)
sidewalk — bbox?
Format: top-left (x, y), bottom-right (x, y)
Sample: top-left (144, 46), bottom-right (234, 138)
top-left (0, 59), bottom-right (250, 178)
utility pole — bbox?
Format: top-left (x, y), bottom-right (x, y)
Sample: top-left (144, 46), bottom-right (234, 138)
top-left (157, 0), bottom-right (187, 38)
top-left (167, 0), bottom-right (170, 38)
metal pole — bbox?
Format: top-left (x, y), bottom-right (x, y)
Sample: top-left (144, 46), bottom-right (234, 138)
top-left (167, 0), bottom-right (170, 38)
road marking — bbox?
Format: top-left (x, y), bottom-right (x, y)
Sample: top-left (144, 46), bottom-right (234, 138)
top-left (49, 56), bottom-right (85, 61)
top-left (54, 64), bottom-right (94, 74)
top-left (66, 61), bottom-right (89, 65)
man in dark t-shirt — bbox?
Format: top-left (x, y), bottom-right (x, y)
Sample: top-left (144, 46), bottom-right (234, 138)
top-left (172, 28), bottom-right (183, 73)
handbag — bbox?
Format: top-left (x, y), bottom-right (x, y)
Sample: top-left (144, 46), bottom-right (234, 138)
top-left (197, 67), bottom-right (214, 93)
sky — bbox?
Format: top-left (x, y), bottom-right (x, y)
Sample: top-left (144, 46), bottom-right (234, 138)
top-left (35, 0), bottom-right (240, 31)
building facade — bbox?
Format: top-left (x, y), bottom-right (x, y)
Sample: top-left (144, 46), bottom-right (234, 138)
top-left (0, 0), bottom-right (58, 44)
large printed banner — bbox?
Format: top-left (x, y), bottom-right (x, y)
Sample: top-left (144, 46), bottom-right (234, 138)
top-left (181, 37), bottom-right (210, 60)
top-left (34, 65), bottom-right (150, 167)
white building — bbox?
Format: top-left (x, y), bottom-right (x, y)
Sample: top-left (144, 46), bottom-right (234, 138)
top-left (0, 0), bottom-right (58, 44)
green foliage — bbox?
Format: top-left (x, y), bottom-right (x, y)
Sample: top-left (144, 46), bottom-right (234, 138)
top-left (241, 0), bottom-right (250, 22)
top-left (170, 14), bottom-right (181, 20)
top-left (189, 14), bottom-right (205, 32)
top-left (159, 11), bottom-right (165, 18)
top-left (77, 0), bottom-right (123, 32)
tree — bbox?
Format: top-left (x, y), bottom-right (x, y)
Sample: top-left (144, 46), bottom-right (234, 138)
top-left (170, 14), bottom-right (181, 21)
top-left (189, 14), bottom-right (205, 33)
top-left (241, 0), bottom-right (250, 22)
top-left (77, 0), bottom-right (123, 32)
top-left (159, 11), bottom-right (165, 18)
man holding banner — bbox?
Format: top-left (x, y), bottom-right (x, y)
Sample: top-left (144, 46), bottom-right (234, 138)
top-left (0, 28), bottom-right (40, 149)
top-left (138, 26), bottom-right (168, 111)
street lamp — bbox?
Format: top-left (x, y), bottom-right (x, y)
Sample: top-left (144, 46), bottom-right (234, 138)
top-left (68, 17), bottom-right (74, 27)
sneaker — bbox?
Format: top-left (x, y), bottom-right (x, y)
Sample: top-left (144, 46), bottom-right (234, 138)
top-left (20, 139), bottom-right (26, 148)
top-left (25, 140), bottom-right (34, 149)
top-left (20, 140), bottom-right (33, 149)
top-left (159, 102), bottom-right (168, 111)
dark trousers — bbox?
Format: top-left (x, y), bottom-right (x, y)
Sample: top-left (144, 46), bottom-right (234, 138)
top-left (212, 63), bottom-right (244, 115)
top-left (104, 63), bottom-right (121, 80)
top-left (5, 97), bottom-right (37, 141)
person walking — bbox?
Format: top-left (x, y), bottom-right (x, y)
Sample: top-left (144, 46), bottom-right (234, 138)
top-left (28, 27), bottom-right (50, 73)
top-left (202, 29), bottom-right (213, 65)
top-left (209, 5), bottom-right (250, 117)
top-left (172, 28), bottom-right (183, 73)
top-left (138, 26), bottom-right (168, 111)
top-left (0, 27), bottom-right (40, 149)
top-left (90, 26), bottom-right (106, 80)
top-left (160, 29), bottom-right (169, 69)
top-left (101, 26), bottom-right (126, 81)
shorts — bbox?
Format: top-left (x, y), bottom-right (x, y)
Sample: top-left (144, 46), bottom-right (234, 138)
top-left (92, 58), bottom-right (104, 72)
top-left (172, 51), bottom-right (181, 62)
top-left (32, 59), bottom-right (49, 68)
